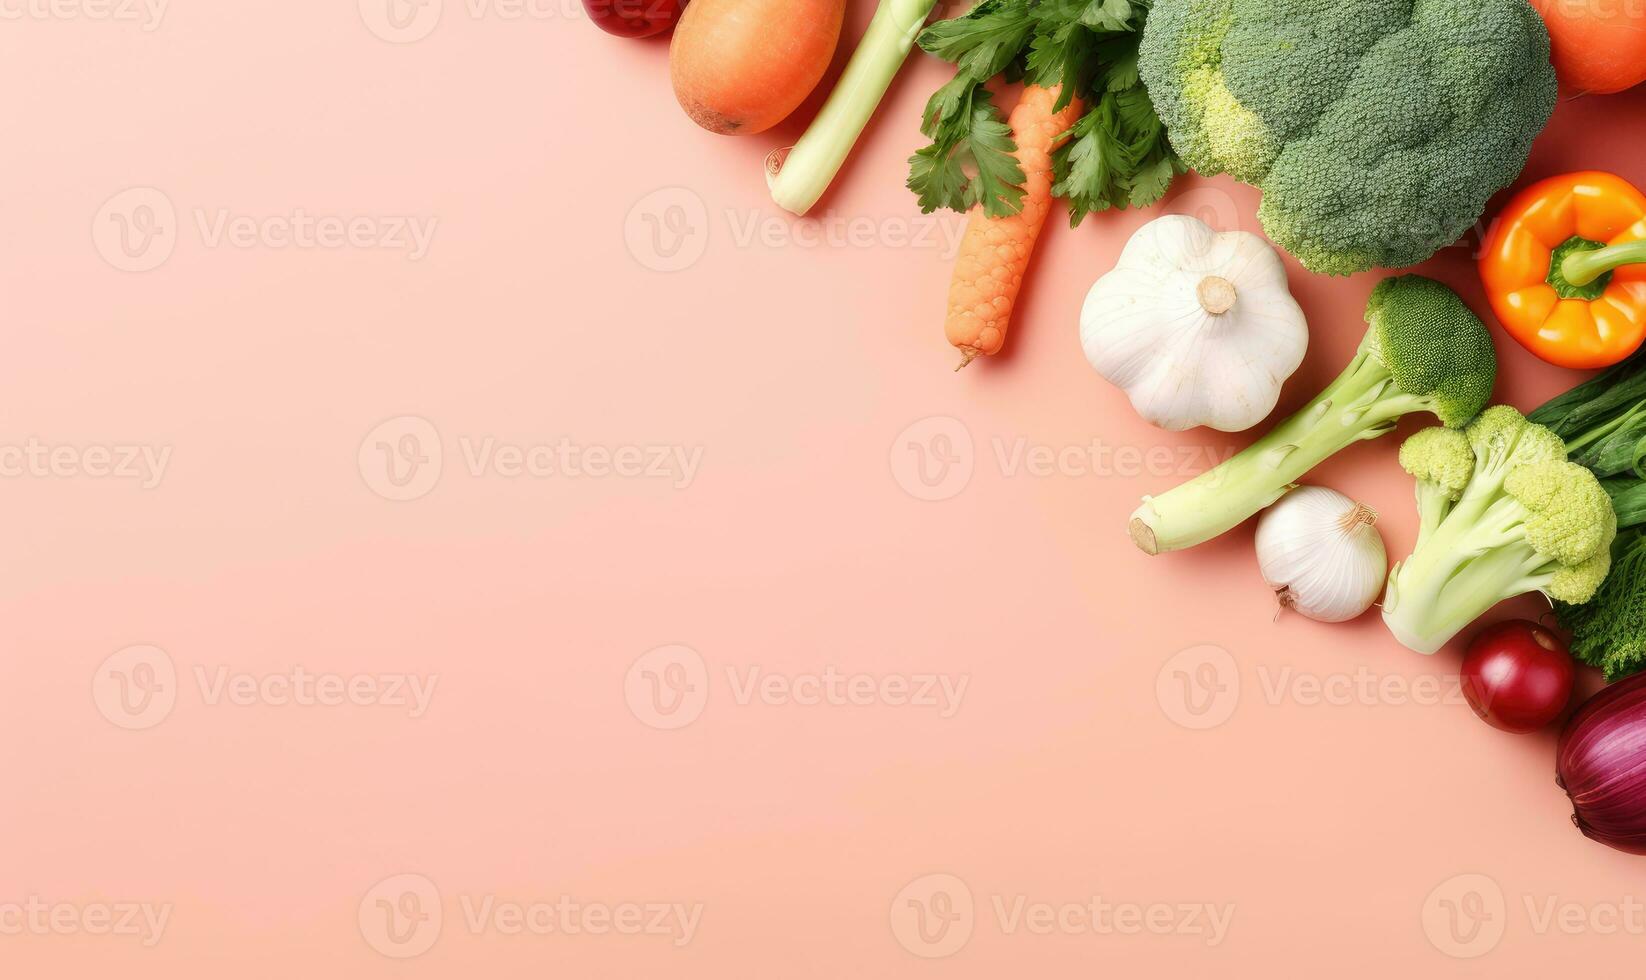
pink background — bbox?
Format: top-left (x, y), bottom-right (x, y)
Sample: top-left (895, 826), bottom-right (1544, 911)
top-left (5, 1), bottom-right (1646, 975)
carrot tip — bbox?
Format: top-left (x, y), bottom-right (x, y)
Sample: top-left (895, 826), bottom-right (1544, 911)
top-left (954, 347), bottom-right (980, 371)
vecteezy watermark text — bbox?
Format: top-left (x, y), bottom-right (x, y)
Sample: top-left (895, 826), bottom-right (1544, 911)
top-left (623, 187), bottom-right (968, 273)
top-left (0, 0), bottom-right (167, 29)
top-left (890, 415), bottom-right (1238, 502)
top-left (358, 416), bottom-right (703, 502)
top-left (93, 645), bottom-right (438, 730)
top-left (626, 645), bottom-right (969, 730)
top-left (94, 188), bottom-right (437, 272)
top-left (1423, 873), bottom-right (1646, 958)
top-left (357, 873), bottom-right (701, 959)
top-left (0, 897), bottom-right (171, 947)
top-left (889, 874), bottom-right (1233, 958)
top-left (1155, 645), bottom-right (1470, 730)
top-left (0, 439), bottom-right (170, 488)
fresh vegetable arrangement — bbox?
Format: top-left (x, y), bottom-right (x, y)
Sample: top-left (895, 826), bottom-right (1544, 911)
top-left (1127, 276), bottom-right (1496, 555)
top-left (906, 0), bottom-right (1183, 367)
top-left (1138, 0), bottom-right (1558, 275)
top-left (597, 0), bottom-right (1646, 854)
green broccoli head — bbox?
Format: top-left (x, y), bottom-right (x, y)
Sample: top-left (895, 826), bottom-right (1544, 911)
top-left (1362, 276), bottom-right (1496, 427)
top-left (1139, 0), bottom-right (1558, 275)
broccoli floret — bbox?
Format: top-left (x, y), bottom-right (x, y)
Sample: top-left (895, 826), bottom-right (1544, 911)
top-left (1383, 410), bottom-right (1617, 654)
top-left (1138, 0), bottom-right (1558, 275)
top-left (1399, 426), bottom-right (1472, 547)
top-left (1130, 275), bottom-right (1495, 554)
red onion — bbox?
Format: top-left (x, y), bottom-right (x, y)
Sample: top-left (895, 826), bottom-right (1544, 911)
top-left (1557, 673), bottom-right (1646, 855)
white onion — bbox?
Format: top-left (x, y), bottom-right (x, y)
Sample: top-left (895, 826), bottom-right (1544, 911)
top-left (1255, 486), bottom-right (1387, 623)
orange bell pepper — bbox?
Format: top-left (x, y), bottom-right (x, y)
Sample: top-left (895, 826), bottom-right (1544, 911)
top-left (1479, 171), bottom-right (1646, 369)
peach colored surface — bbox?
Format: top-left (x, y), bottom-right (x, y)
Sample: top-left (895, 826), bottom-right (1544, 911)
top-left (5, 3), bottom-right (1646, 976)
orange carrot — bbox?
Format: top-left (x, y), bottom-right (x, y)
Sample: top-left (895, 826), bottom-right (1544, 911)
top-left (946, 85), bottom-right (1085, 369)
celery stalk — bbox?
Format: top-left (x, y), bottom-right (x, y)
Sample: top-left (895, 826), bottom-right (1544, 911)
top-left (766, 0), bottom-right (939, 216)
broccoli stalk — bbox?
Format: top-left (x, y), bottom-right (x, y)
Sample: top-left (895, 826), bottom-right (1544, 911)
top-left (1129, 276), bottom-right (1496, 554)
top-left (1383, 408), bottom-right (1616, 655)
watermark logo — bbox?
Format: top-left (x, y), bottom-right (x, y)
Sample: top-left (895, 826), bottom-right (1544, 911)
top-left (625, 187), bottom-right (711, 273)
top-left (1155, 645), bottom-right (1240, 730)
top-left (890, 416), bottom-right (974, 502)
top-left (360, 873), bottom-right (443, 958)
top-left (622, 187), bottom-right (968, 273)
top-left (890, 874), bottom-right (1234, 956)
top-left (93, 188), bottom-right (437, 272)
top-left (359, 873), bottom-right (701, 956)
top-left (1161, 184), bottom-right (1244, 235)
top-left (626, 646), bottom-right (969, 729)
top-left (95, 647), bottom-right (438, 729)
top-left (359, 0), bottom-right (443, 42)
top-left (359, 416), bottom-right (444, 502)
top-left (890, 874), bottom-right (974, 959)
top-left (358, 417), bottom-right (703, 501)
top-left (890, 419), bottom-right (1237, 502)
top-left (92, 645), bottom-right (177, 730)
top-left (625, 644), bottom-right (709, 730)
top-left (1157, 647), bottom-right (1473, 729)
top-left (93, 188), bottom-right (176, 272)
top-left (1420, 874), bottom-right (1646, 958)
top-left (1422, 874), bottom-right (1505, 959)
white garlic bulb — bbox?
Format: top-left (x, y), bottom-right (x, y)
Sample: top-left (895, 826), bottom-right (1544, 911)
top-left (1080, 214), bottom-right (1308, 432)
top-left (1255, 486), bottom-right (1387, 623)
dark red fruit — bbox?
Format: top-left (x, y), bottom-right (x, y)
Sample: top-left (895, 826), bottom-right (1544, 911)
top-left (1461, 620), bottom-right (1575, 734)
top-left (584, 0), bottom-right (684, 37)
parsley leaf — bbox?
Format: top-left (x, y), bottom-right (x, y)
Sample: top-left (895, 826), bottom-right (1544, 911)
top-left (908, 85), bottom-right (1027, 217)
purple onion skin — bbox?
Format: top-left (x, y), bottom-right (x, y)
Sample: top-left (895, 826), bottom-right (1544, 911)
top-left (1558, 673), bottom-right (1646, 855)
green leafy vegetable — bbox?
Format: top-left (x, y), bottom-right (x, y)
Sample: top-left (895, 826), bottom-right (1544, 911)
top-left (1529, 356), bottom-right (1646, 681)
top-left (907, 0), bottom-right (1182, 222)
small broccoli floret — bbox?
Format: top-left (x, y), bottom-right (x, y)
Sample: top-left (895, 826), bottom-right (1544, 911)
top-left (1400, 426), bottom-right (1473, 546)
top-left (1130, 276), bottom-right (1495, 554)
top-left (1138, 0), bottom-right (1558, 275)
top-left (1400, 428), bottom-right (1473, 500)
top-left (1383, 415), bottom-right (1617, 654)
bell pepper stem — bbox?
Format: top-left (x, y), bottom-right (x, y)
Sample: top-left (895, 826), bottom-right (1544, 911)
top-left (1562, 239), bottom-right (1646, 288)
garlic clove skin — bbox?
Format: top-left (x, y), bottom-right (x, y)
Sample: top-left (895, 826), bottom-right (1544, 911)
top-left (1080, 214), bottom-right (1308, 433)
top-left (1255, 486), bottom-right (1388, 623)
